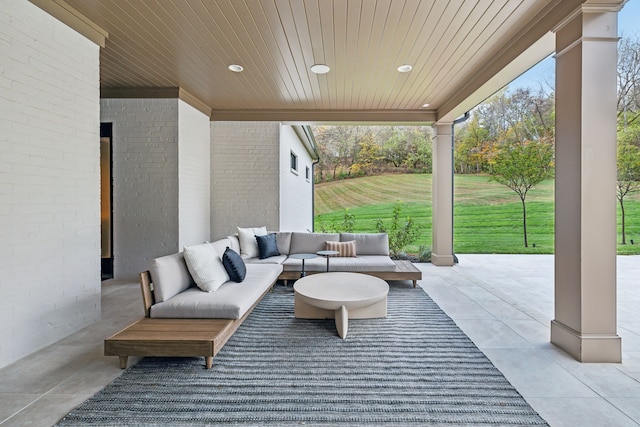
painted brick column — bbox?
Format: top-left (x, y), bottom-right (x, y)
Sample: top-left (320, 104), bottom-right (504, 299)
top-left (431, 123), bottom-right (455, 266)
top-left (101, 98), bottom-right (210, 279)
top-left (551, 5), bottom-right (621, 362)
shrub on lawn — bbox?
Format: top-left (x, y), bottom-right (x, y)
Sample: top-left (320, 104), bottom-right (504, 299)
top-left (375, 203), bottom-right (422, 258)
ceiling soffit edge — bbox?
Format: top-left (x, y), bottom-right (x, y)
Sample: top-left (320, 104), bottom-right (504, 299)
top-left (211, 110), bottom-right (437, 124)
top-left (178, 89), bottom-right (212, 117)
top-left (437, 0), bottom-right (584, 123)
top-left (100, 87), bottom-right (211, 117)
top-left (438, 32), bottom-right (555, 123)
top-left (28, 0), bottom-right (108, 47)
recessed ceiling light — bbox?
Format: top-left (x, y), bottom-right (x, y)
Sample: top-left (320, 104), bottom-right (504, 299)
top-left (310, 64), bottom-right (330, 74)
top-left (422, 103), bottom-right (430, 108)
top-left (397, 64), bottom-right (413, 73)
top-left (228, 64), bottom-right (244, 73)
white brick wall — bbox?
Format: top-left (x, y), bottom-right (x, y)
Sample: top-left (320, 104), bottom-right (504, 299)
top-left (211, 122), bottom-right (280, 238)
top-left (0, 0), bottom-right (101, 368)
top-left (280, 125), bottom-right (314, 231)
top-left (178, 101), bottom-right (211, 248)
top-left (100, 99), bottom-right (180, 279)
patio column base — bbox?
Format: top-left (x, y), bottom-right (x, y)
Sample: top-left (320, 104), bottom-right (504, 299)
top-left (431, 253), bottom-right (455, 266)
top-left (551, 320), bottom-right (621, 363)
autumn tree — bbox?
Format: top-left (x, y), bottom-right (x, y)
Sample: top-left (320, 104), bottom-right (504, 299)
top-left (313, 125), bottom-right (432, 181)
top-left (489, 140), bottom-right (555, 247)
top-left (454, 115), bottom-right (491, 173)
top-left (455, 88), bottom-right (555, 174)
top-left (354, 133), bottom-right (384, 175)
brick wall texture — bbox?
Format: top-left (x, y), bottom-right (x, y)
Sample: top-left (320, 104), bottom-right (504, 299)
top-left (101, 98), bottom-right (180, 279)
top-left (101, 99), bottom-right (211, 279)
top-left (0, 0), bottom-right (101, 368)
top-left (211, 122), bottom-right (280, 239)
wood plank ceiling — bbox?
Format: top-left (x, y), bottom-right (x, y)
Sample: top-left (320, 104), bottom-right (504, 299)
top-left (60, 0), bottom-right (591, 122)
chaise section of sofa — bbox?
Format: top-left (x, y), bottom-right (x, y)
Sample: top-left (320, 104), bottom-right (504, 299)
top-left (150, 263), bottom-right (281, 319)
top-left (104, 236), bottom-right (282, 369)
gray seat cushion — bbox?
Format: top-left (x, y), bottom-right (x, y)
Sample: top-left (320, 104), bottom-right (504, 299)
top-left (282, 255), bottom-right (396, 272)
top-left (150, 264), bottom-right (282, 319)
top-left (244, 254), bottom-right (288, 265)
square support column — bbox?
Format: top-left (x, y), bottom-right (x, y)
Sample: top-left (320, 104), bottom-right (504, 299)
top-left (551, 6), bottom-right (621, 362)
top-left (432, 123), bottom-right (455, 266)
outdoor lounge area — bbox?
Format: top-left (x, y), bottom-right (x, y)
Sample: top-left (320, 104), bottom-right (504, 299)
top-left (2, 0), bottom-right (638, 424)
top-left (1, 255), bottom-right (640, 426)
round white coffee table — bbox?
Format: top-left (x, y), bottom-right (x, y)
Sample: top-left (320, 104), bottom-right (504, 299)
top-left (293, 272), bottom-right (389, 339)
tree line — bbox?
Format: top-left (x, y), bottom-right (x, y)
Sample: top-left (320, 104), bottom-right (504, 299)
top-left (313, 125), bottom-right (434, 182)
top-left (312, 34), bottom-right (640, 246)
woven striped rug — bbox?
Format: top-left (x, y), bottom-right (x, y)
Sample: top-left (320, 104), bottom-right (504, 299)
top-left (57, 283), bottom-right (548, 426)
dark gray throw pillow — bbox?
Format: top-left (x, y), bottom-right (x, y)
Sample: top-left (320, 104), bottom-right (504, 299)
top-left (222, 247), bottom-right (246, 282)
top-left (256, 233), bottom-right (279, 259)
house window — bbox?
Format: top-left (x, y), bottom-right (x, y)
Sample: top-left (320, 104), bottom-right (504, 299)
top-left (290, 151), bottom-right (298, 173)
top-left (305, 166), bottom-right (310, 181)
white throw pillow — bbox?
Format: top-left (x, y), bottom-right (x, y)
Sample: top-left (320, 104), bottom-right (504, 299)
top-left (237, 226), bottom-right (267, 258)
top-left (183, 243), bottom-right (230, 292)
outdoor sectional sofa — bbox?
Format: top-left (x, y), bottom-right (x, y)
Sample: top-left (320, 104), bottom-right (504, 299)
top-left (234, 231), bottom-right (421, 287)
top-left (104, 230), bottom-right (421, 369)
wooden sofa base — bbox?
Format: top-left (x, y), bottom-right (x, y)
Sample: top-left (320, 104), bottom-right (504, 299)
top-left (279, 260), bottom-right (422, 287)
top-left (104, 271), bottom-right (275, 369)
top-left (105, 318), bottom-right (234, 369)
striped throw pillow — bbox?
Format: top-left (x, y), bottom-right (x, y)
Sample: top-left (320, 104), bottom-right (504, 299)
top-left (325, 240), bottom-right (357, 257)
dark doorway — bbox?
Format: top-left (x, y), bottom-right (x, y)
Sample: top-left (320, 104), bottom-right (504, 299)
top-left (100, 123), bottom-right (114, 280)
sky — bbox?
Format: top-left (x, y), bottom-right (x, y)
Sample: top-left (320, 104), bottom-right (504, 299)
top-left (508, 0), bottom-right (639, 92)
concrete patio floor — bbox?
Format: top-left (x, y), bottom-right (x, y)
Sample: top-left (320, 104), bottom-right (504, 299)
top-left (1, 255), bottom-right (640, 426)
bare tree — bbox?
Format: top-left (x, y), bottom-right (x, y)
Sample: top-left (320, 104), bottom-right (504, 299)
top-left (616, 34), bottom-right (640, 243)
top-left (618, 34), bottom-right (640, 129)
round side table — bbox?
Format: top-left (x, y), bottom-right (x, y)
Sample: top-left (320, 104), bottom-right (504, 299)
top-left (288, 253), bottom-right (317, 277)
top-left (317, 250), bottom-right (339, 272)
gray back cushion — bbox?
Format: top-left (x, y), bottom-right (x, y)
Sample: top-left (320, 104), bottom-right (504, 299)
top-left (149, 252), bottom-right (195, 303)
top-left (340, 233), bottom-right (389, 255)
top-left (290, 232), bottom-right (339, 254)
top-left (210, 237), bottom-right (231, 259)
top-left (275, 231), bottom-right (292, 255)
top-left (226, 235), bottom-right (241, 253)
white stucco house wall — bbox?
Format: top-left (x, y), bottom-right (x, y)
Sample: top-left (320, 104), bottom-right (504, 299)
top-left (279, 125), bottom-right (318, 233)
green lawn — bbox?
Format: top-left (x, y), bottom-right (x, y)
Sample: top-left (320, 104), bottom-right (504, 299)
top-left (314, 174), bottom-right (640, 255)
